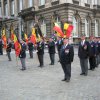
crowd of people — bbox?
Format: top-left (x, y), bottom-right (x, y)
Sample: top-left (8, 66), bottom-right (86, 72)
top-left (0, 35), bottom-right (100, 82)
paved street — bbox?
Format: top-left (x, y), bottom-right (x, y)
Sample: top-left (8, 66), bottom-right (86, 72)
top-left (0, 48), bottom-right (100, 100)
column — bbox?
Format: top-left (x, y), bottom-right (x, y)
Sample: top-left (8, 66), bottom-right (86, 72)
top-left (14, 0), bottom-right (18, 16)
top-left (1, 0), bottom-right (4, 16)
top-left (7, 0), bottom-right (10, 16)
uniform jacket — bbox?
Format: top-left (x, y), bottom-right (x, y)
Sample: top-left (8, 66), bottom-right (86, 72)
top-left (6, 43), bottom-right (12, 52)
top-left (60, 44), bottom-right (74, 64)
top-left (48, 41), bottom-right (55, 54)
top-left (37, 41), bottom-right (44, 55)
top-left (78, 41), bottom-right (90, 59)
top-left (89, 41), bottom-right (96, 57)
top-left (56, 40), bottom-right (63, 51)
top-left (28, 42), bottom-right (34, 51)
top-left (19, 43), bottom-right (26, 58)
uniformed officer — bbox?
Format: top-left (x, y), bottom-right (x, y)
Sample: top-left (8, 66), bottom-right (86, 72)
top-left (94, 37), bottom-right (99, 67)
top-left (60, 38), bottom-right (74, 82)
top-left (0, 39), bottom-right (3, 55)
top-left (56, 36), bottom-right (63, 62)
top-left (28, 40), bottom-right (34, 58)
top-left (48, 37), bottom-right (55, 65)
top-left (78, 34), bottom-right (90, 76)
top-left (37, 39), bottom-right (44, 67)
top-left (19, 40), bottom-right (27, 71)
top-left (6, 39), bottom-right (12, 61)
top-left (89, 36), bottom-right (96, 70)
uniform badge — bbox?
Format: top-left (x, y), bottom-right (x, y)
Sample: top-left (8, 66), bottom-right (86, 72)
top-left (65, 49), bottom-right (69, 54)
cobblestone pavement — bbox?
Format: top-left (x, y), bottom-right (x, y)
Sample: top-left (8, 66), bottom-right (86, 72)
top-left (0, 48), bottom-right (100, 100)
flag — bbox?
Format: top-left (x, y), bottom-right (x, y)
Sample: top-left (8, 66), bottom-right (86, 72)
top-left (64, 23), bottom-right (73, 38)
top-left (53, 23), bottom-right (64, 37)
top-left (2, 28), bottom-right (7, 49)
top-left (24, 33), bottom-right (28, 44)
top-left (30, 28), bottom-right (37, 44)
top-left (11, 30), bottom-right (14, 41)
top-left (36, 24), bottom-right (43, 38)
top-left (10, 26), bottom-right (14, 41)
top-left (13, 34), bottom-right (21, 56)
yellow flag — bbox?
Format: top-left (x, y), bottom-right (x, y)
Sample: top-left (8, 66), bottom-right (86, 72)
top-left (64, 23), bottom-right (69, 30)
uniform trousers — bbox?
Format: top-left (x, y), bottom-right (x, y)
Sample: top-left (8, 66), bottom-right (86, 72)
top-left (61, 63), bottom-right (71, 80)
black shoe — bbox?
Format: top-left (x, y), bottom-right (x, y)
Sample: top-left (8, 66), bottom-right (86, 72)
top-left (84, 74), bottom-right (87, 76)
top-left (80, 73), bottom-right (85, 75)
top-left (20, 68), bottom-right (26, 71)
top-left (89, 68), bottom-right (92, 70)
top-left (66, 79), bottom-right (70, 82)
top-left (61, 78), bottom-right (66, 81)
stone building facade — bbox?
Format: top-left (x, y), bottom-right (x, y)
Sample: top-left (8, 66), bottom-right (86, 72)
top-left (0, 0), bottom-right (100, 43)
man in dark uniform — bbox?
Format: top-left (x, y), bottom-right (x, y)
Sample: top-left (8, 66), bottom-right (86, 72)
top-left (98, 37), bottom-right (100, 65)
top-left (19, 40), bottom-right (27, 71)
top-left (60, 38), bottom-right (74, 82)
top-left (37, 39), bottom-right (44, 67)
top-left (28, 40), bottom-right (34, 58)
top-left (89, 36), bottom-right (96, 70)
top-left (48, 37), bottom-right (55, 65)
top-left (56, 37), bottom-right (63, 62)
top-left (78, 35), bottom-right (90, 76)
top-left (94, 37), bottom-right (99, 67)
top-left (0, 39), bottom-right (3, 55)
top-left (6, 39), bottom-right (12, 61)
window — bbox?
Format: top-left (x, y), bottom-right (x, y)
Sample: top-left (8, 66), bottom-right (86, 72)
top-left (41, 20), bottom-right (46, 37)
top-left (39, 0), bottom-right (45, 6)
top-left (28, 0), bottom-right (33, 7)
top-left (11, 0), bottom-right (14, 15)
top-left (85, 19), bottom-right (89, 37)
top-left (95, 20), bottom-right (99, 37)
top-left (19, 0), bottom-right (23, 11)
top-left (72, 17), bottom-right (78, 37)
top-left (94, 0), bottom-right (97, 5)
top-left (56, 17), bottom-right (61, 27)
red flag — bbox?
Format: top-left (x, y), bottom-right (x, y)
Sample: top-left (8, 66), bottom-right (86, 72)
top-left (13, 34), bottom-right (21, 56)
top-left (30, 28), bottom-right (36, 44)
top-left (64, 23), bottom-right (73, 38)
top-left (53, 23), bottom-right (64, 37)
top-left (2, 28), bottom-right (7, 49)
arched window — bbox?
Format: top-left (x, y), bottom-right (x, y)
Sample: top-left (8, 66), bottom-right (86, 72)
top-left (72, 17), bottom-right (78, 37)
top-left (28, 0), bottom-right (33, 7)
top-left (39, 0), bottom-right (45, 6)
top-left (11, 0), bottom-right (14, 15)
top-left (85, 19), bottom-right (89, 37)
top-left (56, 16), bottom-right (61, 27)
top-left (19, 0), bottom-right (23, 11)
top-left (95, 20), bottom-right (99, 37)
top-left (41, 20), bottom-right (46, 37)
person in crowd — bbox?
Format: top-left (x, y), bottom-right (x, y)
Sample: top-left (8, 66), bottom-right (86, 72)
top-left (0, 39), bottom-right (3, 55)
top-left (28, 40), bottom-right (34, 58)
top-left (37, 39), bottom-right (44, 67)
top-left (56, 36), bottom-right (63, 62)
top-left (19, 40), bottom-right (27, 71)
top-left (89, 35), bottom-right (96, 71)
top-left (6, 39), bottom-right (12, 61)
top-left (60, 38), bottom-right (74, 82)
top-left (78, 34), bottom-right (90, 76)
top-left (94, 37), bottom-right (99, 67)
top-left (48, 37), bottom-right (55, 65)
